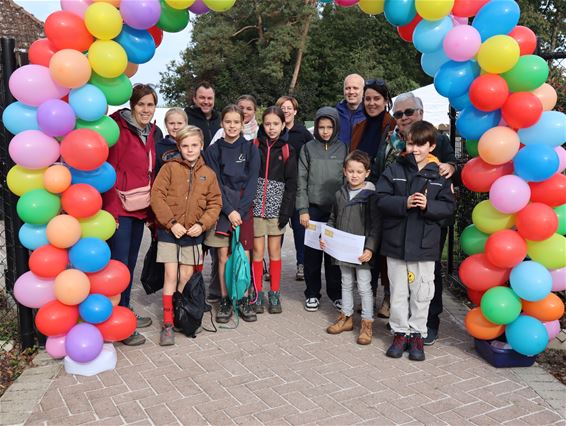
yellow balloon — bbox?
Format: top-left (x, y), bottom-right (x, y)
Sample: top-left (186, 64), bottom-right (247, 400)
top-left (88, 40), bottom-right (128, 78)
top-left (7, 166), bottom-right (45, 196)
top-left (477, 35), bottom-right (520, 74)
top-left (472, 200), bottom-right (515, 234)
top-left (358, 0), bottom-right (385, 14)
top-left (415, 0), bottom-right (454, 21)
top-left (165, 0), bottom-right (196, 9)
top-left (527, 234), bottom-right (566, 270)
top-left (203, 0), bottom-right (236, 12)
top-left (79, 210), bottom-right (117, 241)
top-left (84, 2), bottom-right (123, 40)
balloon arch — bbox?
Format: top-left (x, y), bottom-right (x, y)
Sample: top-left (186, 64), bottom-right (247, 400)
top-left (2, 0), bottom-right (565, 371)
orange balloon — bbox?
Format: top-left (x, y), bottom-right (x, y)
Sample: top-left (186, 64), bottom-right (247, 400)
top-left (54, 269), bottom-right (91, 305)
top-left (109, 294), bottom-right (120, 306)
top-left (93, 0), bottom-right (121, 6)
top-left (522, 293), bottom-right (564, 322)
top-left (43, 165), bottom-right (72, 194)
top-left (478, 126), bottom-right (520, 165)
top-left (49, 49), bottom-right (92, 89)
top-left (531, 83), bottom-right (558, 112)
top-left (464, 307), bottom-right (505, 340)
top-left (125, 62), bottom-right (138, 78)
top-left (46, 214), bottom-right (82, 248)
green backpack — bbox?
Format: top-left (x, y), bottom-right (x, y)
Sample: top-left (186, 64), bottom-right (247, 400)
top-left (224, 226), bottom-right (250, 307)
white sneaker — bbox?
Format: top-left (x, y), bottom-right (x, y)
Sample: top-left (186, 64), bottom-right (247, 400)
top-left (333, 299), bottom-right (343, 311)
top-left (304, 298), bottom-right (320, 312)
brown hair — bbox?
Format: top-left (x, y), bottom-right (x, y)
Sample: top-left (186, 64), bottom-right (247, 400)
top-left (130, 83), bottom-right (158, 109)
top-left (408, 120), bottom-right (437, 147)
top-left (344, 150), bottom-right (371, 171)
top-left (275, 95), bottom-right (298, 111)
top-left (262, 106), bottom-right (285, 124)
top-left (221, 104), bottom-right (244, 122)
top-left (175, 125), bottom-right (204, 147)
top-left (192, 81), bottom-right (215, 97)
top-left (237, 94), bottom-right (257, 110)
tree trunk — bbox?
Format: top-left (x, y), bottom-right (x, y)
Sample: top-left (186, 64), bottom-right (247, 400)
top-left (288, 1), bottom-right (316, 95)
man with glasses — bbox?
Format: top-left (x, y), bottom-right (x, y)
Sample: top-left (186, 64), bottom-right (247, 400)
top-left (336, 73), bottom-right (366, 146)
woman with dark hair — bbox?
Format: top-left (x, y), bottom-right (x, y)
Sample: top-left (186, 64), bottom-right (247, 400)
top-left (103, 83), bottom-right (163, 346)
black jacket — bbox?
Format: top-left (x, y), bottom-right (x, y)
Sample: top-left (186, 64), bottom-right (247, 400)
top-left (287, 122), bottom-right (312, 156)
top-left (376, 154), bottom-right (455, 262)
top-left (185, 105), bottom-right (221, 149)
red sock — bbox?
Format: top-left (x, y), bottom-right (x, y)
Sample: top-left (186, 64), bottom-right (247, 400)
top-left (163, 294), bottom-right (173, 325)
top-left (269, 259), bottom-right (282, 292)
top-left (195, 264), bottom-right (203, 273)
top-left (252, 260), bottom-right (263, 293)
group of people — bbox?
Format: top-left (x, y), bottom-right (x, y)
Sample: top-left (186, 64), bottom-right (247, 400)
top-left (103, 74), bottom-right (458, 361)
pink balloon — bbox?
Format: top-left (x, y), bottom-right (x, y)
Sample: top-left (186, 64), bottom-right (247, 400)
top-left (46, 335), bottom-right (67, 358)
top-left (13, 271), bottom-right (56, 308)
top-left (443, 25), bottom-right (481, 62)
top-left (336, 0), bottom-right (359, 6)
top-left (8, 65), bottom-right (69, 107)
top-left (60, 0), bottom-right (92, 18)
top-left (451, 15), bottom-right (469, 26)
top-left (489, 175), bottom-right (531, 214)
top-left (189, 0), bottom-right (210, 14)
top-left (550, 267), bottom-right (566, 292)
top-left (9, 130), bottom-right (61, 169)
top-left (543, 320), bottom-right (561, 341)
top-left (120, 0), bottom-right (161, 30)
top-left (555, 146), bottom-right (566, 173)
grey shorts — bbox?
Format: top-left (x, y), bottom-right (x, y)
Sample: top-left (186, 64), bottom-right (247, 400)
top-left (253, 217), bottom-right (284, 237)
top-left (156, 242), bottom-right (203, 265)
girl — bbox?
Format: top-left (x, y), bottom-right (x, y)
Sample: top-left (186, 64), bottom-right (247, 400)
top-left (252, 106), bottom-right (298, 314)
top-left (150, 126), bottom-right (222, 346)
top-left (209, 95), bottom-right (259, 145)
top-left (156, 108), bottom-right (188, 174)
top-left (204, 105), bottom-right (260, 323)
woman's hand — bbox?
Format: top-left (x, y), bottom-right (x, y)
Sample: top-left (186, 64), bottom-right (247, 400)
top-left (228, 211), bottom-right (242, 228)
top-left (359, 249), bottom-right (373, 263)
top-left (300, 213), bottom-right (310, 228)
top-left (171, 223), bottom-right (188, 239)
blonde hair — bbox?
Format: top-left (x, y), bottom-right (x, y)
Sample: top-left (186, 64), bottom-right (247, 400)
top-left (164, 107), bottom-right (188, 126)
top-left (175, 125), bottom-right (204, 147)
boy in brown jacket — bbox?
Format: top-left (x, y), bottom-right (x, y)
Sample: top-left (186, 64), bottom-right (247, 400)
top-left (151, 125), bottom-right (222, 346)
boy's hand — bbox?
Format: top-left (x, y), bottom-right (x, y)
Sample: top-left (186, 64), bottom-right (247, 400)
top-left (320, 239), bottom-right (326, 250)
top-left (359, 249), bottom-right (372, 263)
top-left (413, 192), bottom-right (428, 210)
top-left (171, 223), bottom-right (188, 238)
top-left (300, 213), bottom-right (310, 228)
top-left (407, 194), bottom-right (419, 209)
top-left (228, 211), bottom-right (242, 227)
top-left (187, 223), bottom-right (203, 237)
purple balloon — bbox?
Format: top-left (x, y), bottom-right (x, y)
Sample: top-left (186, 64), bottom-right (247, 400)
top-left (543, 320), bottom-right (561, 341)
top-left (120, 0), bottom-right (161, 30)
top-left (13, 271), bottom-right (55, 308)
top-left (65, 323), bottom-right (104, 363)
top-left (189, 0), bottom-right (209, 15)
top-left (37, 99), bottom-right (76, 137)
top-left (555, 146), bottom-right (566, 173)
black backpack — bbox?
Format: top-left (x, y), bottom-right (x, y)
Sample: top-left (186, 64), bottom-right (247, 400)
top-left (173, 271), bottom-right (210, 338)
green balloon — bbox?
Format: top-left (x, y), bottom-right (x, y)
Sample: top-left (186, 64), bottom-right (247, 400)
top-left (527, 234), bottom-right (566, 270)
top-left (16, 189), bottom-right (61, 225)
top-left (79, 210), bottom-right (116, 240)
top-left (554, 204), bottom-right (566, 235)
top-left (89, 72), bottom-right (133, 106)
top-left (501, 55), bottom-right (549, 92)
top-left (157, 0), bottom-right (189, 33)
top-left (76, 116), bottom-right (120, 147)
top-left (466, 139), bottom-right (479, 158)
top-left (480, 287), bottom-right (521, 325)
top-left (460, 224), bottom-right (488, 255)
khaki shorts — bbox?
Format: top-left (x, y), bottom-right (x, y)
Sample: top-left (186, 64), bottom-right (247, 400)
top-left (254, 217), bottom-right (284, 237)
top-left (156, 242), bottom-right (203, 265)
top-left (204, 229), bottom-right (230, 248)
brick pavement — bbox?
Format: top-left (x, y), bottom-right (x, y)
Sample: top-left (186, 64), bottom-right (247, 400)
top-left (2, 229), bottom-right (565, 425)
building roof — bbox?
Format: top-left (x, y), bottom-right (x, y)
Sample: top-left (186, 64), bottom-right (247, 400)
top-left (0, 0), bottom-right (44, 51)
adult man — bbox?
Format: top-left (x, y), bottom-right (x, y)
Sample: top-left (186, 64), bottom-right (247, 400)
top-left (336, 73), bottom-right (366, 146)
top-left (184, 81), bottom-right (221, 149)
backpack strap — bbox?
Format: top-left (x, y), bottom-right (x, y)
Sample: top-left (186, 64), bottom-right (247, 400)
top-left (282, 143), bottom-right (290, 164)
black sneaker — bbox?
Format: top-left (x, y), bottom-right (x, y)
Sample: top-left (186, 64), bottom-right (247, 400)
top-left (408, 333), bottom-right (426, 361)
top-left (238, 297), bottom-right (257, 322)
top-left (424, 328), bottom-right (437, 346)
top-left (215, 297), bottom-right (233, 324)
top-left (386, 333), bottom-right (408, 358)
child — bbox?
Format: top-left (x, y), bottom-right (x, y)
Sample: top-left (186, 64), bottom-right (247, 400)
top-left (322, 150), bottom-right (381, 345)
top-left (376, 120), bottom-right (455, 361)
top-left (296, 107), bottom-right (348, 312)
top-left (252, 106), bottom-right (297, 314)
top-left (150, 125), bottom-right (222, 346)
top-left (156, 108), bottom-right (188, 174)
top-left (204, 105), bottom-right (260, 323)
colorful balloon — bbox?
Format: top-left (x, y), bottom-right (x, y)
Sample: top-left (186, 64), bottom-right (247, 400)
top-left (515, 203), bottom-right (558, 241)
top-left (76, 116), bottom-right (120, 147)
top-left (28, 38), bottom-right (58, 67)
top-left (19, 223), bottom-right (49, 250)
top-left (37, 99), bottom-right (76, 138)
top-left (69, 237), bottom-right (111, 273)
top-left (44, 11), bottom-right (94, 51)
top-left (456, 105), bottom-right (500, 140)
top-left (452, 0), bottom-right (490, 17)
top-left (69, 162), bottom-right (117, 193)
top-left (2, 102), bottom-right (39, 135)
top-left (554, 204), bottom-right (566, 235)
top-left (472, 200), bottom-right (515, 234)
top-left (61, 184), bottom-right (103, 219)
top-left (359, 0), bottom-right (385, 14)
top-left (550, 267), bottom-right (566, 292)
top-left (84, 2), bottom-right (123, 40)
top-left (478, 126), bottom-right (520, 166)
top-left (8, 130), bottom-right (60, 170)
top-left (60, 129), bottom-right (109, 171)
top-left (508, 25), bottom-right (537, 56)
top-left (115, 25), bottom-right (156, 64)
top-left (518, 111), bottom-right (566, 148)
top-left (513, 144), bottom-right (559, 182)
top-left (35, 300), bottom-right (79, 336)
top-left (468, 74), bottom-right (508, 112)
top-left (120, 0), bottom-right (161, 30)
top-left (529, 173), bottom-right (566, 207)
top-left (65, 323), bottom-right (104, 363)
top-left (89, 72), bottom-right (133, 106)
top-left (531, 83), bottom-right (558, 111)
top-left (79, 294), bottom-right (113, 324)
top-left (471, 0), bottom-right (520, 41)
top-left (46, 335), bottom-right (66, 359)
top-left (8, 64), bottom-right (69, 107)
top-left (489, 175), bottom-right (530, 214)
top-left (95, 306), bottom-right (136, 341)
top-left (88, 40), bottom-right (128, 78)
top-left (79, 210), bottom-right (117, 240)
top-left (501, 92), bottom-right (543, 129)
top-left (158, 0), bottom-right (191, 32)
top-left (384, 0), bottom-right (416, 26)
top-left (434, 60), bottom-right (479, 99)
top-left (69, 84), bottom-right (108, 122)
top-left (480, 286), bottom-right (521, 325)
top-left (204, 0), bottom-right (237, 12)
top-left (43, 165), bottom-right (73, 194)
top-left (526, 234), bottom-right (566, 270)
top-left (61, 0), bottom-right (93, 18)
top-left (458, 253), bottom-right (510, 291)
top-left (49, 49), bottom-right (91, 89)
top-left (510, 261), bottom-right (552, 302)
top-left (46, 214), bottom-right (82, 248)
top-left (477, 35), bottom-right (520, 74)
top-left (464, 307), bottom-right (505, 340)
top-left (460, 224), bottom-right (489, 255)
top-left (413, 16), bottom-right (453, 54)
top-left (6, 165), bottom-right (45, 196)
top-left (87, 260), bottom-right (130, 296)
top-left (165, 0), bottom-right (196, 9)
top-left (54, 269), bottom-right (91, 305)
top-left (420, 48), bottom-right (449, 77)
top-left (29, 244), bottom-right (69, 278)
top-left (505, 315), bottom-right (548, 356)
top-left (13, 271), bottom-right (55, 309)
top-left (16, 189), bottom-right (61, 225)
top-left (522, 293), bottom-right (565, 322)
top-left (501, 55), bottom-right (549, 92)
top-left (443, 25), bottom-right (481, 62)
top-left (415, 0), bottom-right (453, 20)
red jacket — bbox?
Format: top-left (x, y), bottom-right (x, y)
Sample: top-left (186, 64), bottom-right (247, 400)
top-left (102, 110), bottom-right (162, 221)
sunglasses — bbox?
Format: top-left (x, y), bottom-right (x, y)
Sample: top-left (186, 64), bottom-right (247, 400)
top-left (393, 108), bottom-right (419, 119)
top-left (365, 78), bottom-right (386, 88)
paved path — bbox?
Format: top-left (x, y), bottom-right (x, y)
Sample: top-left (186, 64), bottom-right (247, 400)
top-left (2, 229), bottom-right (565, 425)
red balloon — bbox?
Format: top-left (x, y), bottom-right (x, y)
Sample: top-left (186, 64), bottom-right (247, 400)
top-left (61, 184), bottom-right (102, 218)
top-left (485, 230), bottom-right (527, 269)
top-left (44, 11), bottom-right (94, 51)
top-left (28, 38), bottom-right (58, 67)
top-left (509, 26), bottom-right (537, 56)
top-left (452, 0), bottom-right (490, 17)
top-left (29, 245), bottom-right (69, 278)
top-left (461, 157), bottom-right (514, 192)
top-left (147, 26), bottom-right (163, 47)
top-left (469, 74), bottom-right (509, 112)
top-left (459, 253), bottom-right (510, 292)
top-left (35, 300), bottom-right (79, 336)
top-left (467, 289), bottom-right (485, 306)
top-left (60, 129), bottom-right (109, 171)
top-left (397, 15), bottom-right (422, 42)
top-left (501, 92), bottom-right (543, 129)
top-left (87, 260), bottom-right (130, 296)
top-left (96, 306), bottom-right (136, 342)
top-left (529, 173), bottom-right (566, 207)
top-left (516, 203), bottom-right (558, 241)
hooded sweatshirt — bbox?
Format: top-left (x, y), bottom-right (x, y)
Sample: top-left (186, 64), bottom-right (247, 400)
top-left (155, 134), bottom-right (180, 175)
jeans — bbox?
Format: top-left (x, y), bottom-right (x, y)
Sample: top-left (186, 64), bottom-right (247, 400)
top-left (427, 227), bottom-right (449, 331)
top-left (290, 210), bottom-right (305, 265)
top-left (340, 266), bottom-right (373, 320)
top-left (107, 216), bottom-right (145, 308)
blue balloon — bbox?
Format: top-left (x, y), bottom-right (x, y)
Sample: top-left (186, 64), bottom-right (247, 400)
top-left (513, 144), bottom-right (559, 182)
top-left (456, 106), bottom-right (501, 140)
top-left (421, 49), bottom-right (450, 78)
top-left (69, 237), bottom-right (111, 273)
top-left (505, 315), bottom-right (548, 356)
top-left (2, 102), bottom-right (39, 134)
top-left (115, 25), bottom-right (156, 65)
top-left (472, 0), bottom-right (520, 41)
top-left (79, 294), bottom-right (113, 324)
top-left (70, 162), bottom-right (117, 193)
top-left (517, 111), bottom-right (566, 148)
top-left (449, 92), bottom-right (472, 111)
top-left (18, 223), bottom-right (48, 250)
top-left (69, 84), bottom-right (107, 122)
top-left (413, 17), bottom-right (453, 54)
top-left (384, 0), bottom-right (416, 26)
top-left (510, 261), bottom-right (552, 302)
top-left (434, 60), bottom-right (480, 98)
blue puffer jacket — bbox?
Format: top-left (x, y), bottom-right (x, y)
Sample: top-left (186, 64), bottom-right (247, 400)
top-left (336, 100), bottom-right (365, 146)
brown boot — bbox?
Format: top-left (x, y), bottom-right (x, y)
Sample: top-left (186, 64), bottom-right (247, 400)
top-left (357, 319), bottom-right (373, 345)
top-left (326, 313), bottom-right (353, 334)
top-left (377, 295), bottom-right (390, 318)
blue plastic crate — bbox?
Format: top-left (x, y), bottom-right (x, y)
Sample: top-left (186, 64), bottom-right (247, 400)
top-left (474, 338), bottom-right (537, 368)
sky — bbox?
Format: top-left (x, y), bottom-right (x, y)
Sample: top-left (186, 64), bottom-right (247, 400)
top-left (14, 0), bottom-right (193, 106)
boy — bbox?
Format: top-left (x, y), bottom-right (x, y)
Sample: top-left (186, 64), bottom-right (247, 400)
top-left (296, 107), bottom-right (348, 312)
top-left (376, 121), bottom-right (455, 361)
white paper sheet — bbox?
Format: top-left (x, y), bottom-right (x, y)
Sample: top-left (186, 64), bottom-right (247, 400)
top-left (321, 225), bottom-right (365, 265)
top-left (304, 220), bottom-right (325, 250)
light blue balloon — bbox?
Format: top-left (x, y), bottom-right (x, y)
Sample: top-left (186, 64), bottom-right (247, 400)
top-left (69, 84), bottom-right (107, 122)
top-left (384, 0), bottom-right (416, 26)
top-left (456, 106), bottom-right (501, 140)
top-left (505, 315), bottom-right (548, 356)
top-left (449, 92), bottom-right (472, 111)
top-left (513, 144), bottom-right (559, 182)
top-left (434, 60), bottom-right (480, 98)
top-left (2, 102), bottom-right (39, 135)
top-left (413, 17), bottom-right (453, 54)
top-left (18, 223), bottom-right (48, 250)
top-left (69, 237), bottom-right (111, 273)
top-left (421, 49), bottom-right (450, 78)
top-left (472, 0), bottom-right (520, 41)
top-left (79, 294), bottom-right (113, 324)
top-left (115, 25), bottom-right (156, 65)
top-left (510, 261), bottom-right (552, 302)
top-left (517, 111), bottom-right (566, 148)
top-left (70, 162), bottom-right (117, 193)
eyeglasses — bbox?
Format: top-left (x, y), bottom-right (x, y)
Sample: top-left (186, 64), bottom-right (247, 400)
top-left (365, 79), bottom-right (385, 87)
top-left (393, 108), bottom-right (419, 119)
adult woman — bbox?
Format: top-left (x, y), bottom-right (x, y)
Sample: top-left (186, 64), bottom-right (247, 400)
top-left (209, 94), bottom-right (259, 144)
top-left (103, 83), bottom-right (163, 346)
